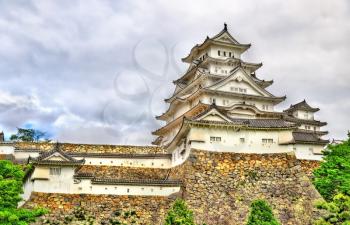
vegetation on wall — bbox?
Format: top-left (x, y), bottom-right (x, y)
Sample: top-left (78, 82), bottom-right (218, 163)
top-left (246, 199), bottom-right (280, 225)
top-left (165, 199), bottom-right (196, 225)
top-left (10, 127), bottom-right (50, 142)
top-left (313, 193), bottom-right (350, 225)
top-left (0, 160), bottom-right (47, 225)
top-left (313, 137), bottom-right (350, 201)
top-left (312, 134), bottom-right (350, 224)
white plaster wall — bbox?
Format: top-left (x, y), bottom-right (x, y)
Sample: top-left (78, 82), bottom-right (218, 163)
top-left (299, 124), bottom-right (320, 132)
top-left (74, 179), bottom-right (180, 196)
top-left (74, 157), bottom-right (172, 168)
top-left (209, 45), bottom-right (242, 59)
top-left (216, 80), bottom-right (260, 96)
top-left (294, 110), bottom-right (314, 120)
top-left (0, 145), bottom-right (14, 154)
top-left (14, 151), bottom-right (40, 161)
top-left (294, 144), bottom-right (324, 161)
top-left (201, 95), bottom-right (274, 112)
top-left (19, 179), bottom-right (34, 207)
top-left (30, 166), bottom-right (180, 196)
top-left (187, 127), bottom-right (294, 154)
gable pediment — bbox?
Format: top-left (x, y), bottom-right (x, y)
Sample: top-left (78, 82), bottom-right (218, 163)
top-left (196, 108), bottom-right (231, 122)
top-left (44, 152), bottom-right (71, 161)
top-left (207, 68), bottom-right (271, 97)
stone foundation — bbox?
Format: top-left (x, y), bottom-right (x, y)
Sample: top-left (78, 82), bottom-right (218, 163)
top-left (25, 149), bottom-right (322, 225)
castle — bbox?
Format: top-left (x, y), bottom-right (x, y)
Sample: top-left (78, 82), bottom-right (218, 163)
top-left (0, 24), bottom-right (329, 224)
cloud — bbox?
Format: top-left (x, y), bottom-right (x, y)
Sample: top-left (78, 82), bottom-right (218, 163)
top-left (0, 0), bottom-right (349, 143)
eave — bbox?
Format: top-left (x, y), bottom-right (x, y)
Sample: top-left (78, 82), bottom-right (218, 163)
top-left (204, 89), bottom-right (286, 104)
top-left (153, 103), bottom-right (209, 135)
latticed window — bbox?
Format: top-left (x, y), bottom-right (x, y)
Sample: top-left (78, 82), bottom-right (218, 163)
top-left (49, 167), bottom-right (61, 175)
top-left (262, 139), bottom-right (273, 144)
top-left (210, 136), bottom-right (221, 142)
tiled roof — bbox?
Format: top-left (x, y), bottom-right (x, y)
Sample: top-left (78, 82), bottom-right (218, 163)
top-left (284, 100), bottom-right (319, 113)
top-left (13, 142), bottom-right (165, 154)
top-left (76, 165), bottom-right (171, 180)
top-left (67, 152), bottom-right (171, 159)
top-left (280, 131), bottom-right (329, 145)
top-left (231, 118), bottom-right (295, 128)
top-left (283, 115), bottom-right (327, 126)
top-left (91, 178), bottom-right (182, 186)
top-left (191, 104), bottom-right (296, 129)
top-left (30, 159), bottom-right (85, 166)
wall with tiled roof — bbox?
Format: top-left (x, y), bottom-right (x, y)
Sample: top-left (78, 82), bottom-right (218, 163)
top-left (14, 142), bottom-right (165, 154)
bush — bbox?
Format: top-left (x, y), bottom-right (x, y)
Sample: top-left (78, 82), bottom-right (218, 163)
top-left (165, 199), bottom-right (195, 225)
top-left (313, 138), bottom-right (350, 201)
top-left (314, 193), bottom-right (350, 225)
top-left (0, 160), bottom-right (47, 225)
top-left (246, 199), bottom-right (280, 225)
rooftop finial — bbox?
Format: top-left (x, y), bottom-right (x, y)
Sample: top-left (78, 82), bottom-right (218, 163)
top-left (224, 23), bottom-right (227, 31)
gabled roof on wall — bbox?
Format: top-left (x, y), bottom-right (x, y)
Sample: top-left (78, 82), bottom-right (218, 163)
top-left (281, 131), bottom-right (329, 145)
top-left (284, 100), bottom-right (320, 113)
top-left (29, 143), bottom-right (85, 166)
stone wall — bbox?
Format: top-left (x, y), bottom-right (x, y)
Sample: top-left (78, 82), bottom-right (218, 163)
top-left (14, 142), bottom-right (165, 154)
top-left (25, 149), bottom-right (322, 225)
top-left (171, 149), bottom-right (322, 225)
top-left (25, 192), bottom-right (176, 224)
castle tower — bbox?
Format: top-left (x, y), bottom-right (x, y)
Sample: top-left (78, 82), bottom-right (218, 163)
top-left (152, 24), bottom-right (328, 164)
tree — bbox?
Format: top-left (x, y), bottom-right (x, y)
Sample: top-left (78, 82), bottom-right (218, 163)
top-left (313, 193), bottom-right (350, 225)
top-left (165, 199), bottom-right (196, 225)
top-left (313, 138), bottom-right (350, 201)
top-left (0, 160), bottom-right (47, 224)
top-left (9, 128), bottom-right (49, 142)
top-left (246, 199), bottom-right (280, 225)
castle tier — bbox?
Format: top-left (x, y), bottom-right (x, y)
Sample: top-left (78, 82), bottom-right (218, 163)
top-left (152, 24), bottom-right (328, 164)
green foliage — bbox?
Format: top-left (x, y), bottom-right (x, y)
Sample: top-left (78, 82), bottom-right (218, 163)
top-left (0, 160), bottom-right (47, 225)
top-left (165, 199), bottom-right (195, 225)
top-left (10, 127), bottom-right (50, 142)
top-left (313, 193), bottom-right (350, 225)
top-left (313, 138), bottom-right (350, 201)
top-left (246, 199), bottom-right (280, 225)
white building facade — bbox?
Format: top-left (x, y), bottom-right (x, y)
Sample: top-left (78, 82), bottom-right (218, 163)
top-left (153, 24), bottom-right (328, 164)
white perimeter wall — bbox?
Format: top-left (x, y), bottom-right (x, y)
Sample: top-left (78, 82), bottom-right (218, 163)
top-left (30, 167), bottom-right (180, 196)
top-left (187, 127), bottom-right (294, 153)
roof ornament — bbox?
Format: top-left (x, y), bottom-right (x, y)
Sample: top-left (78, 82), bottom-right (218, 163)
top-left (224, 23), bottom-right (228, 31)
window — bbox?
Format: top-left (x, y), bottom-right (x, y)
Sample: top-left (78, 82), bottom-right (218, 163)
top-left (305, 125), bottom-right (311, 130)
top-left (49, 168), bottom-right (61, 176)
top-left (313, 126), bottom-right (316, 131)
top-left (229, 52), bottom-right (232, 57)
top-left (218, 50), bottom-right (221, 56)
top-left (239, 88), bottom-right (247, 93)
top-left (262, 139), bottom-right (273, 144)
top-left (262, 105), bottom-right (269, 110)
top-left (210, 97), bottom-right (216, 104)
top-left (223, 51), bottom-right (226, 56)
top-left (223, 99), bottom-right (229, 105)
top-left (210, 136), bottom-right (221, 142)
top-left (230, 87), bottom-right (239, 92)
top-left (240, 138), bottom-right (245, 143)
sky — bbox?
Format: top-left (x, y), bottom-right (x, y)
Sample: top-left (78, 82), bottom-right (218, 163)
top-left (0, 0), bottom-right (349, 144)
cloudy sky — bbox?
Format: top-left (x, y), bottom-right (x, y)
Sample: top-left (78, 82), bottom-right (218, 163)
top-left (0, 0), bottom-right (349, 144)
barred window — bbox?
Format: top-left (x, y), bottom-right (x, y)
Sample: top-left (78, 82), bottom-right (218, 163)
top-left (262, 139), bottom-right (273, 144)
top-left (210, 136), bottom-right (221, 142)
top-left (49, 168), bottom-right (61, 175)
